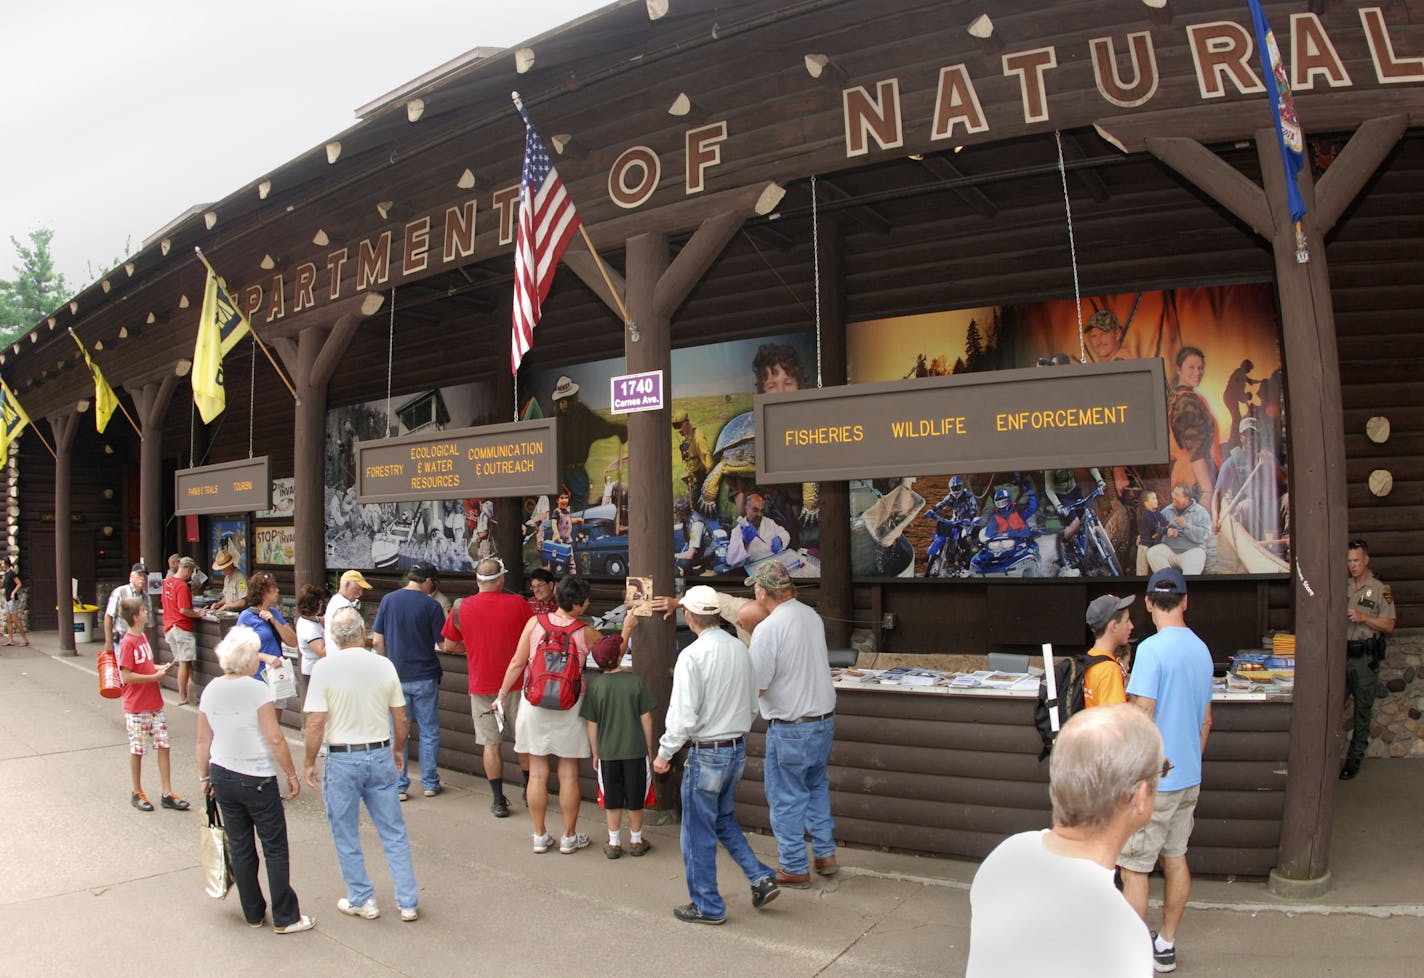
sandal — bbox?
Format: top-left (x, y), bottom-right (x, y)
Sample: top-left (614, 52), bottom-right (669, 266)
top-left (160, 793), bottom-right (191, 811)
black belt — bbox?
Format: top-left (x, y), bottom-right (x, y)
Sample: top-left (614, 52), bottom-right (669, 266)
top-left (769, 711), bottom-right (835, 725)
top-left (691, 736), bottom-right (744, 749)
top-left (1346, 641), bottom-right (1372, 659)
top-left (327, 739), bottom-right (391, 752)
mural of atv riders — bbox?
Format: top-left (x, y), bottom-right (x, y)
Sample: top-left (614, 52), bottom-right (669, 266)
top-left (323, 381), bottom-right (500, 573)
top-left (847, 284), bottom-right (1288, 579)
top-left (520, 332), bottom-right (823, 581)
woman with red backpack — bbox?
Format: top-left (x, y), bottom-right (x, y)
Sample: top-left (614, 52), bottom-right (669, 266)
top-left (497, 575), bottom-right (604, 855)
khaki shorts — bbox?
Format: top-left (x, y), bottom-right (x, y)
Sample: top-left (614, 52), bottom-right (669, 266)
top-left (471, 691), bottom-right (521, 746)
top-left (165, 625), bottom-right (197, 662)
top-left (1119, 784), bottom-right (1200, 873)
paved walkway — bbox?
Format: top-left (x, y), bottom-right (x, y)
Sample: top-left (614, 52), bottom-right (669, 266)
top-left (3, 635), bottom-right (1421, 976)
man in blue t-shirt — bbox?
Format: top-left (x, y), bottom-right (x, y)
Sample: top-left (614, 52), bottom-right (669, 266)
top-left (372, 562), bottom-right (450, 801)
top-left (1117, 566), bottom-right (1213, 974)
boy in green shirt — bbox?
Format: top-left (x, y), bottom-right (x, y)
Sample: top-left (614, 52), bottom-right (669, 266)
top-left (580, 617), bottom-right (656, 858)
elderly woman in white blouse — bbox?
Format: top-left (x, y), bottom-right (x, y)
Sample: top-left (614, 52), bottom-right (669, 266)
top-left (197, 625), bottom-right (313, 934)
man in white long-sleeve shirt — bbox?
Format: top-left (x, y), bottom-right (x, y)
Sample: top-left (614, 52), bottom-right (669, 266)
top-left (652, 585), bottom-right (780, 925)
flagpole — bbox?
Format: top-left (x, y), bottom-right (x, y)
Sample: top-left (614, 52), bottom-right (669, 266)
top-left (0, 381), bottom-right (55, 459)
top-left (68, 328), bottom-right (141, 435)
top-left (511, 92), bottom-right (638, 343)
top-left (193, 248), bottom-right (299, 401)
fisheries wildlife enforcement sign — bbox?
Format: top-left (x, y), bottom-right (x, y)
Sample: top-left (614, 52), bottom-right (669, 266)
top-left (175, 457), bottom-right (272, 515)
top-left (356, 418), bottom-right (559, 503)
top-left (755, 359), bottom-right (1168, 483)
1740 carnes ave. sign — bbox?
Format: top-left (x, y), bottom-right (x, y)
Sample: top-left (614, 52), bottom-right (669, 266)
top-left (356, 418), bottom-right (559, 503)
top-left (755, 359), bottom-right (1168, 483)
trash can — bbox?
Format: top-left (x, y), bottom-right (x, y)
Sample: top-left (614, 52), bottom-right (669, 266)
top-left (72, 604), bottom-right (100, 643)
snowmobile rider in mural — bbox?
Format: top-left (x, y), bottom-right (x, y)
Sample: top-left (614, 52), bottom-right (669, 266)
top-left (981, 477), bottom-right (1038, 545)
top-left (551, 375), bottom-right (627, 516)
top-left (923, 475), bottom-right (980, 577)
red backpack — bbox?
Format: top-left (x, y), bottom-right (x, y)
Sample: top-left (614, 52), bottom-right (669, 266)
top-left (523, 614), bottom-right (585, 710)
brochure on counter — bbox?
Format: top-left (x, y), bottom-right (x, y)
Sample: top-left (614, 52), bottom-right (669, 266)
top-left (834, 666), bottom-right (1042, 691)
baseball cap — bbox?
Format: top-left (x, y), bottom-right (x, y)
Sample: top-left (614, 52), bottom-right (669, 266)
top-left (340, 569), bottom-right (373, 589)
top-left (679, 585), bottom-right (722, 616)
top-left (589, 634), bottom-right (624, 669)
top-left (1147, 567), bottom-right (1188, 595)
top-left (744, 561), bottom-right (793, 593)
top-left (1238, 417), bottom-right (1260, 434)
top-left (407, 562), bottom-right (438, 583)
top-left (1085, 593), bottom-right (1135, 632)
top-left (131, 562), bottom-right (148, 574)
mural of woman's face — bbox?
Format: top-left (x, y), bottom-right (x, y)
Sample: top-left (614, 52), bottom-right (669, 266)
top-left (1178, 353), bottom-right (1205, 389)
top-left (760, 364), bottom-right (800, 393)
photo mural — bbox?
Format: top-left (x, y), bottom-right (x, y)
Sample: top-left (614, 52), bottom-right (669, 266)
top-left (323, 381), bottom-right (497, 574)
top-left (847, 283), bottom-right (1288, 579)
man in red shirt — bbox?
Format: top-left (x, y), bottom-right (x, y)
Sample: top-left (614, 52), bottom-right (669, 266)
top-left (442, 557), bottom-right (533, 818)
top-left (160, 557), bottom-right (204, 705)
top-left (116, 597), bottom-right (188, 812)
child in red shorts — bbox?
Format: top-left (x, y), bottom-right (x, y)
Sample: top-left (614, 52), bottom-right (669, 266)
top-left (116, 596), bottom-right (188, 813)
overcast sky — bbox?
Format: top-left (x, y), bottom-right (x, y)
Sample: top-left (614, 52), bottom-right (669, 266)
top-left (0, 0), bottom-right (610, 293)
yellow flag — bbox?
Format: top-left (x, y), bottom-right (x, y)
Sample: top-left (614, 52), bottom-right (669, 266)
top-left (0, 379), bottom-right (31, 456)
top-left (69, 332), bottom-right (119, 433)
top-left (193, 264), bottom-right (253, 423)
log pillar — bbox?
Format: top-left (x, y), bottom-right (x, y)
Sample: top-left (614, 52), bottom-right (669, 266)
top-left (50, 413), bottom-right (81, 653)
top-left (814, 219), bottom-right (853, 647)
top-left (493, 362), bottom-right (525, 593)
top-left (133, 373), bottom-right (180, 572)
top-left (625, 232), bottom-right (677, 748)
top-left (283, 296), bottom-right (381, 594)
top-left (1145, 115), bottom-right (1406, 892)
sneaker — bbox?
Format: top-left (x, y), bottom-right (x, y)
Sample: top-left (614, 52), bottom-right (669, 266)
top-left (1151, 933), bottom-right (1177, 973)
top-left (559, 832), bottom-right (591, 854)
top-left (490, 797), bottom-right (511, 818)
top-left (627, 839), bottom-right (651, 857)
top-left (399, 907), bottom-right (418, 922)
top-left (131, 791), bottom-right (154, 812)
top-left (337, 898), bottom-right (380, 920)
top-left (673, 902), bottom-right (725, 925)
top-left (274, 915), bottom-right (315, 934)
top-left (423, 786), bottom-right (442, 798)
top-left (160, 793), bottom-right (191, 811)
top-left (532, 833), bottom-right (555, 854)
top-left (604, 843), bottom-right (623, 859)
top-left (750, 876), bottom-right (781, 909)
top-left (398, 790), bottom-right (410, 802)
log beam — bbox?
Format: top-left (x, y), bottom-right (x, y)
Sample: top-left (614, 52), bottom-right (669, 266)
top-left (132, 372), bottom-right (180, 573)
top-left (50, 413), bottom-right (80, 653)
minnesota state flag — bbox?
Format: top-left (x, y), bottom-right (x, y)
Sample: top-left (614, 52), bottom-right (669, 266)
top-left (193, 262), bottom-right (252, 423)
top-left (0, 378), bottom-right (31, 456)
top-left (69, 331), bottom-right (120, 433)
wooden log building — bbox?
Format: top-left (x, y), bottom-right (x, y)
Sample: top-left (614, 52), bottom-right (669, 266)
top-left (5, 1), bottom-right (1422, 892)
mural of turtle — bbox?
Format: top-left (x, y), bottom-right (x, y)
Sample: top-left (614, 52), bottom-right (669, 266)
top-left (697, 410), bottom-right (820, 524)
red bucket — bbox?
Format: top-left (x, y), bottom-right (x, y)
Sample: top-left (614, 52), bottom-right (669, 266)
top-left (98, 649), bottom-right (122, 699)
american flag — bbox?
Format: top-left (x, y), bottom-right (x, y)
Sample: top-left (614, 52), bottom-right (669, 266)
top-left (512, 101), bottom-right (581, 373)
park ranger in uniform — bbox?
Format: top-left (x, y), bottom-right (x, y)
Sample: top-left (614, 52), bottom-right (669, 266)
top-left (1341, 538), bottom-right (1396, 781)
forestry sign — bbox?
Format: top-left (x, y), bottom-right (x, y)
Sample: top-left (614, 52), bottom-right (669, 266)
top-left (755, 360), bottom-right (1168, 483)
top-left (356, 418), bottom-right (559, 503)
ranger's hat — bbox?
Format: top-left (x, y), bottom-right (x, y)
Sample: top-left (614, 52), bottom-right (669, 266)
top-left (340, 569), bottom-right (373, 589)
top-left (211, 552), bottom-right (235, 572)
top-left (1085, 594), bottom-right (1135, 632)
top-left (552, 376), bottom-right (580, 400)
top-left (671, 408), bottom-right (689, 426)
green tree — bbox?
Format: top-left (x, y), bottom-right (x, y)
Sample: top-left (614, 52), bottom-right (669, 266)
top-left (0, 229), bottom-right (69, 345)
top-left (964, 319), bottom-right (985, 372)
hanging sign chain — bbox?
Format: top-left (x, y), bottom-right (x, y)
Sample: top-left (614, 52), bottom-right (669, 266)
top-left (811, 174), bottom-right (823, 388)
top-left (385, 287), bottom-right (398, 435)
top-left (248, 339), bottom-right (256, 458)
top-left (1054, 131), bottom-right (1086, 364)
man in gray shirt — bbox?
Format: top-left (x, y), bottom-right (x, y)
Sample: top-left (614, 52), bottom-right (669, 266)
top-left (746, 562), bottom-right (838, 888)
top-left (1146, 484), bottom-right (1211, 576)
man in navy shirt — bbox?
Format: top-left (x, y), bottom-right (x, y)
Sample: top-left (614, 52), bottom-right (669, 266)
top-left (373, 562), bottom-right (449, 801)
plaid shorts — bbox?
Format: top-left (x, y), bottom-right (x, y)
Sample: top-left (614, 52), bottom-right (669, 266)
top-left (125, 711), bottom-right (170, 755)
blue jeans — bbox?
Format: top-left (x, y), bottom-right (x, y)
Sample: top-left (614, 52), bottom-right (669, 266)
top-left (399, 678), bottom-right (441, 793)
top-left (322, 748), bottom-right (419, 909)
top-left (681, 742), bottom-right (774, 919)
top-left (763, 716), bottom-right (836, 875)
top-left (209, 764), bottom-right (301, 927)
